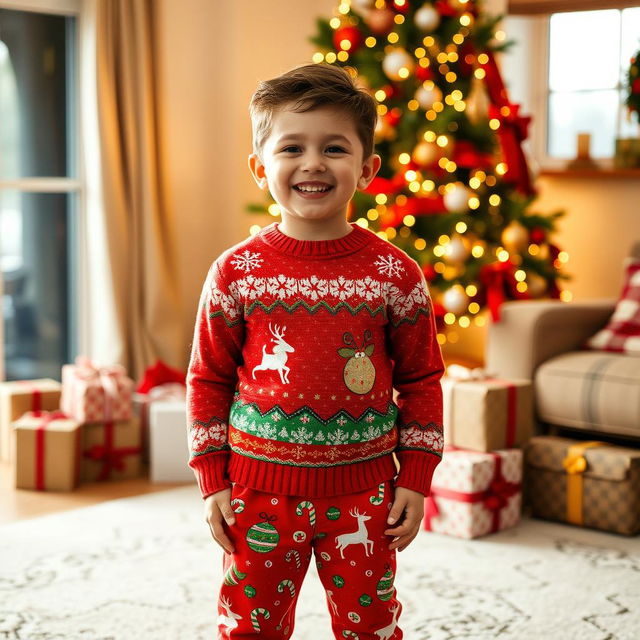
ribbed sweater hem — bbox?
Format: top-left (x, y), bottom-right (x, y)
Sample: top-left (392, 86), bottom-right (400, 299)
top-left (227, 451), bottom-right (398, 498)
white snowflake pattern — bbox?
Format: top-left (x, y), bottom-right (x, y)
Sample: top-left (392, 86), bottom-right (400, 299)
top-left (271, 413), bottom-right (282, 422)
top-left (290, 426), bottom-right (314, 444)
top-left (336, 417), bottom-right (347, 426)
top-left (236, 274), bottom-right (266, 300)
top-left (374, 254), bottom-right (406, 278)
top-left (255, 422), bottom-right (277, 439)
top-left (355, 275), bottom-right (381, 302)
top-left (266, 274), bottom-right (297, 299)
top-left (297, 275), bottom-right (328, 302)
top-left (189, 422), bottom-right (227, 451)
top-left (231, 249), bottom-right (264, 273)
top-left (278, 426), bottom-right (289, 439)
top-left (329, 276), bottom-right (355, 301)
top-left (365, 414), bottom-right (375, 423)
top-left (300, 414), bottom-right (311, 424)
top-left (362, 425), bottom-right (382, 440)
top-left (400, 425), bottom-right (444, 450)
top-left (326, 429), bottom-right (349, 445)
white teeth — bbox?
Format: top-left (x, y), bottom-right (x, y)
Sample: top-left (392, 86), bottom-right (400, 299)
top-left (295, 185), bottom-right (331, 193)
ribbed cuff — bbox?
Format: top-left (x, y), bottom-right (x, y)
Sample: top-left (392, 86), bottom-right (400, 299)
top-left (188, 450), bottom-right (231, 499)
top-left (394, 450), bottom-right (441, 496)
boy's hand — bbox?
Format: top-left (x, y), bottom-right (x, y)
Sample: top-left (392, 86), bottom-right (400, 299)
top-left (384, 486), bottom-right (425, 552)
top-left (204, 488), bottom-right (236, 554)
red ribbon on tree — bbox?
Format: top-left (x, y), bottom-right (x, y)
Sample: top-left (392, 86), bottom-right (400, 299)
top-left (477, 260), bottom-right (531, 322)
top-left (424, 447), bottom-right (520, 534)
top-left (479, 51), bottom-right (534, 196)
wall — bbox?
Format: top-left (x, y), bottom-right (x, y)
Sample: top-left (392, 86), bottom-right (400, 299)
top-left (155, 0), bottom-right (635, 370)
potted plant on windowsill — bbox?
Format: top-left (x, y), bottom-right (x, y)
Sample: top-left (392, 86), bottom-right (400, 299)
top-left (615, 48), bottom-right (640, 169)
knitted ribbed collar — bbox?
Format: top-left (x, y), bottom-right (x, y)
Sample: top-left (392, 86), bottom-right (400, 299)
top-left (260, 222), bottom-right (371, 258)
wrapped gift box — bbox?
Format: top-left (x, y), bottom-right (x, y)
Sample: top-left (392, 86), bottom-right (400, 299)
top-left (13, 411), bottom-right (81, 491)
top-left (424, 446), bottom-right (522, 538)
top-left (0, 379), bottom-right (62, 463)
top-left (134, 383), bottom-right (186, 464)
top-left (81, 417), bottom-right (143, 482)
top-left (524, 435), bottom-right (640, 536)
top-left (61, 358), bottom-right (134, 424)
top-left (149, 399), bottom-right (194, 483)
top-left (442, 375), bottom-right (533, 452)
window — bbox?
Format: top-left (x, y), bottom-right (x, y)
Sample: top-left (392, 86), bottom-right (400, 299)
top-left (0, 2), bottom-right (80, 381)
top-left (547, 7), bottom-right (640, 159)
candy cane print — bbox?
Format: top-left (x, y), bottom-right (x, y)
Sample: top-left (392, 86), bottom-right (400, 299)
top-left (369, 482), bottom-right (385, 505)
top-left (296, 501), bottom-right (316, 527)
top-left (277, 579), bottom-right (296, 598)
top-left (342, 631), bottom-right (360, 639)
top-left (250, 607), bottom-right (270, 632)
top-left (285, 549), bottom-right (301, 569)
top-left (231, 498), bottom-right (245, 514)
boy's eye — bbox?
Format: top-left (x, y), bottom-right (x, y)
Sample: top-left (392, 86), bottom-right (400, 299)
top-left (280, 146), bottom-right (347, 154)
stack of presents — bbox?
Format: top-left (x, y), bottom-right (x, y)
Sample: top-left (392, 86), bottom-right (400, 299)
top-left (0, 358), bottom-right (194, 491)
top-left (424, 365), bottom-right (640, 538)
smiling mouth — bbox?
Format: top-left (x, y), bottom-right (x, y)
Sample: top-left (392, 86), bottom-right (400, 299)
top-left (293, 185), bottom-right (334, 193)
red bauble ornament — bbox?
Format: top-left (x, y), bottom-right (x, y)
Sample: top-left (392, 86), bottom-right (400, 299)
top-left (422, 263), bottom-right (437, 282)
top-left (632, 77), bottom-right (640, 94)
top-left (385, 107), bottom-right (402, 127)
top-left (392, 0), bottom-right (410, 13)
top-left (530, 227), bottom-right (546, 244)
top-left (367, 8), bottom-right (395, 35)
top-left (434, 0), bottom-right (458, 17)
top-left (415, 65), bottom-right (435, 82)
top-left (333, 25), bottom-right (363, 53)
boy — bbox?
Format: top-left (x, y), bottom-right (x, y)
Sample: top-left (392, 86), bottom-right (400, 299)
top-left (187, 63), bottom-right (444, 639)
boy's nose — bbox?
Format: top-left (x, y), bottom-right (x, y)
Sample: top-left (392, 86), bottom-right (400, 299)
top-left (301, 152), bottom-right (326, 172)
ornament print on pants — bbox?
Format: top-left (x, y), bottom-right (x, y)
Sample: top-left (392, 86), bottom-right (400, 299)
top-left (251, 322), bottom-right (294, 383)
top-left (218, 481), bottom-right (402, 638)
top-left (338, 330), bottom-right (376, 394)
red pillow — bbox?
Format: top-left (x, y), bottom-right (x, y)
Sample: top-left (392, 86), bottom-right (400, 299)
top-left (583, 257), bottom-right (640, 355)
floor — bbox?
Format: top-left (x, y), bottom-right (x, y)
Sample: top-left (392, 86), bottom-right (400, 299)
top-left (0, 460), bottom-right (190, 525)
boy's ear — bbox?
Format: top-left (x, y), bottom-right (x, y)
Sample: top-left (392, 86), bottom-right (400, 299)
top-left (357, 154), bottom-right (382, 191)
top-left (248, 153), bottom-right (268, 190)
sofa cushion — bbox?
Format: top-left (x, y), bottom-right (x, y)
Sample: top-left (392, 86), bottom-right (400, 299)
top-left (535, 351), bottom-right (640, 438)
top-left (583, 257), bottom-right (640, 356)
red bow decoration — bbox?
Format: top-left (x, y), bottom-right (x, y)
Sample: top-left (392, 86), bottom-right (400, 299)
top-left (483, 476), bottom-right (519, 512)
top-left (84, 443), bottom-right (141, 481)
top-left (478, 260), bottom-right (531, 322)
top-left (136, 360), bottom-right (186, 394)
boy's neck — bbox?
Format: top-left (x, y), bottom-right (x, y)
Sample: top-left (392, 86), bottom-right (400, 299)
top-left (277, 216), bottom-right (353, 241)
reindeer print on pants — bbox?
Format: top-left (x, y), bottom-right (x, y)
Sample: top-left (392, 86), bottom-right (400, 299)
top-left (217, 481), bottom-right (402, 639)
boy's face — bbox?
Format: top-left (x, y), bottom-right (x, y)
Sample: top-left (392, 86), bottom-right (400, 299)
top-left (249, 103), bottom-right (381, 228)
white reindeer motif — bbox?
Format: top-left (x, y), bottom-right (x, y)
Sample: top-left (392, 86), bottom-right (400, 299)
top-left (335, 508), bottom-right (374, 559)
top-left (374, 605), bottom-right (401, 640)
top-left (217, 595), bottom-right (242, 635)
top-left (252, 322), bottom-right (294, 384)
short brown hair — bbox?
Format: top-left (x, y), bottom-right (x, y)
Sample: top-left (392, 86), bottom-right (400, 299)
top-left (249, 63), bottom-right (377, 162)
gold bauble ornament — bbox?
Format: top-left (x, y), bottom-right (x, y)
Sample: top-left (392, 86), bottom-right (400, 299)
top-left (367, 8), bottom-right (395, 36)
top-left (442, 284), bottom-right (469, 315)
top-left (382, 48), bottom-right (415, 82)
top-left (415, 85), bottom-right (442, 110)
top-left (527, 272), bottom-right (548, 297)
top-left (412, 140), bottom-right (440, 166)
top-left (375, 117), bottom-right (396, 142)
top-left (443, 234), bottom-right (471, 264)
top-left (466, 74), bottom-right (490, 125)
top-left (501, 221), bottom-right (529, 253)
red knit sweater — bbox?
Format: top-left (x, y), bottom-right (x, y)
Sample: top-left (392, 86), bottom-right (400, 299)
top-left (187, 222), bottom-right (444, 499)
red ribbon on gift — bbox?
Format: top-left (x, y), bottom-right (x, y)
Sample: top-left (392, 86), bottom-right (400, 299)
top-left (83, 420), bottom-right (142, 481)
top-left (424, 447), bottom-right (520, 534)
top-left (16, 381), bottom-right (44, 416)
top-left (33, 410), bottom-right (70, 491)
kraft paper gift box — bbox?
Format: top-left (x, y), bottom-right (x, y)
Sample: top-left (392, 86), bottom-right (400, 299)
top-left (442, 372), bottom-right (533, 452)
top-left (81, 417), bottom-right (143, 483)
top-left (61, 357), bottom-right (134, 424)
top-left (424, 445), bottom-right (522, 539)
top-left (13, 411), bottom-right (81, 491)
top-left (524, 436), bottom-right (640, 536)
top-left (149, 399), bottom-right (194, 483)
top-left (0, 379), bottom-right (62, 463)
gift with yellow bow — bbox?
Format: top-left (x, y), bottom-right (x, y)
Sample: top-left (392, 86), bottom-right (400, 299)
top-left (524, 435), bottom-right (640, 536)
top-left (442, 364), bottom-right (534, 452)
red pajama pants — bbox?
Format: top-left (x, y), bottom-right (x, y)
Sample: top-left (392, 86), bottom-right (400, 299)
top-left (217, 480), bottom-right (402, 639)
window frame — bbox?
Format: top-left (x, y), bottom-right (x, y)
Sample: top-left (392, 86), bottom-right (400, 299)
top-left (523, 8), bottom-right (631, 170)
top-left (0, 0), bottom-right (85, 381)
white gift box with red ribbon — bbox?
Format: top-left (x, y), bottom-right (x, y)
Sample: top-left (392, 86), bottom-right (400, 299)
top-left (424, 445), bottom-right (522, 539)
top-left (61, 357), bottom-right (134, 424)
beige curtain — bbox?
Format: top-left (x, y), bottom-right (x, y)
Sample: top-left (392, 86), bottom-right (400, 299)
top-left (94, 0), bottom-right (183, 379)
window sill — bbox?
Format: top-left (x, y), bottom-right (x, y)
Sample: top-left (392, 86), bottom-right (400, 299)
top-left (538, 168), bottom-right (640, 179)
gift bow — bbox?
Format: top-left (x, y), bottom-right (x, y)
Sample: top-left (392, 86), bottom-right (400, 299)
top-left (72, 356), bottom-right (125, 422)
top-left (84, 442), bottom-right (141, 481)
top-left (483, 476), bottom-right (520, 512)
top-left (562, 453), bottom-right (587, 475)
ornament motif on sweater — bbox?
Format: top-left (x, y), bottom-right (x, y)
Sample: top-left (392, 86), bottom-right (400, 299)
top-left (338, 330), bottom-right (376, 394)
top-left (251, 323), bottom-right (294, 384)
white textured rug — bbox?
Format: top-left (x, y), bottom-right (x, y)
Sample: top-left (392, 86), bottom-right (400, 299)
top-left (1, 485), bottom-right (639, 640)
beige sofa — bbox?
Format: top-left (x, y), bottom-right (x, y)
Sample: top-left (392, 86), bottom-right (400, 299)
top-left (485, 296), bottom-right (640, 443)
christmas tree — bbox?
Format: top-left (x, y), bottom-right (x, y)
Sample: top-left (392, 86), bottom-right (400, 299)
top-left (248, 0), bottom-right (570, 342)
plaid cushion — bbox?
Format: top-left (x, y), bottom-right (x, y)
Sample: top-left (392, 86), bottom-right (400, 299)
top-left (583, 257), bottom-right (640, 355)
